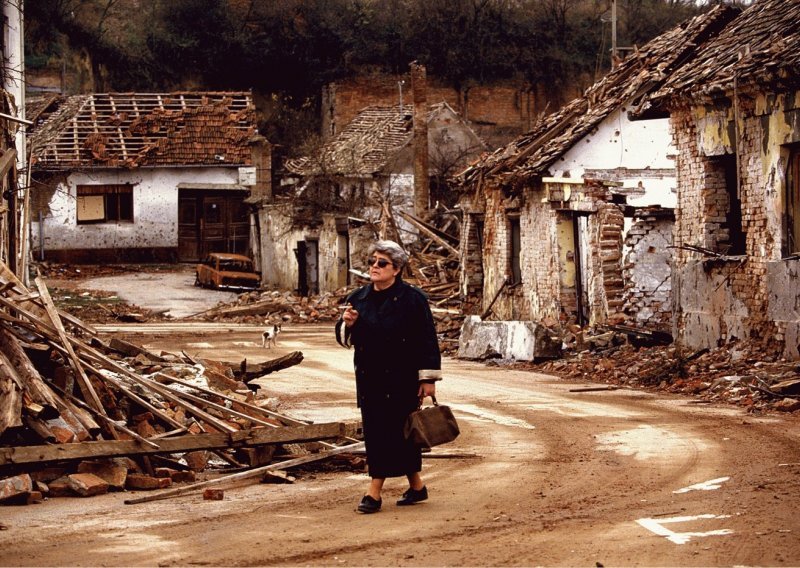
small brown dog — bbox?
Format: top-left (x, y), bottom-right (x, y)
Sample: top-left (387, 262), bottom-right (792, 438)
top-left (261, 323), bottom-right (282, 348)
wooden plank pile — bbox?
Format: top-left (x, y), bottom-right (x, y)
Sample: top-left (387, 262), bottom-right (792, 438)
top-left (398, 210), bottom-right (464, 355)
top-left (0, 263), bottom-right (360, 505)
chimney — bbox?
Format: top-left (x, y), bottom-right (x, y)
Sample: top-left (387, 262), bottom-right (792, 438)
top-left (410, 61), bottom-right (429, 220)
top-left (249, 134), bottom-right (272, 202)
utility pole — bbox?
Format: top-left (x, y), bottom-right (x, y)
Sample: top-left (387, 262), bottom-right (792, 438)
top-left (611, 0), bottom-right (618, 68)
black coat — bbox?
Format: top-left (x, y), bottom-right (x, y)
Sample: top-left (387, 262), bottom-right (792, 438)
top-left (337, 278), bottom-right (441, 478)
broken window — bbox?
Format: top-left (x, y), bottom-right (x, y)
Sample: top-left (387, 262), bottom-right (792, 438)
top-left (785, 147), bottom-right (800, 255)
top-left (76, 184), bottom-right (133, 224)
top-left (508, 213), bottom-right (521, 284)
top-left (706, 155), bottom-right (744, 255)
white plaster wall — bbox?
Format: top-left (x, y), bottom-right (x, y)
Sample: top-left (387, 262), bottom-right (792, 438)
top-left (259, 203), bottom-right (303, 290)
top-left (550, 106), bottom-right (677, 208)
top-left (33, 167), bottom-right (239, 252)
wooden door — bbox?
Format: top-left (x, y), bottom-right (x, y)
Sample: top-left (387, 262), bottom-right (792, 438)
top-left (178, 196), bottom-right (199, 260)
top-left (177, 190), bottom-right (250, 262)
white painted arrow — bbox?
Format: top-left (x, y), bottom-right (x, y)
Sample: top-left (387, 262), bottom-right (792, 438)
top-left (673, 476), bottom-right (730, 494)
top-left (636, 514), bottom-right (733, 545)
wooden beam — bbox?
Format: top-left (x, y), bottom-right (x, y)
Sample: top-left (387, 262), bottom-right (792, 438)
top-left (0, 149), bottom-right (16, 179)
top-left (0, 421), bottom-right (356, 468)
top-left (398, 211), bottom-right (459, 257)
top-left (33, 277), bottom-right (107, 417)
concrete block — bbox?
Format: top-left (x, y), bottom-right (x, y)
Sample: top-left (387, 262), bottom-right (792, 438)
top-left (457, 316), bottom-right (562, 361)
top-left (0, 474), bottom-right (32, 502)
top-left (67, 473), bottom-right (110, 497)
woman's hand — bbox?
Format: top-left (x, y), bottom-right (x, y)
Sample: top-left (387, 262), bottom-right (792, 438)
top-left (342, 305), bottom-right (359, 327)
top-left (418, 381), bottom-right (436, 404)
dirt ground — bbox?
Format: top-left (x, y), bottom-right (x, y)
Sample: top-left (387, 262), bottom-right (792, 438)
top-left (1, 320), bottom-right (799, 566)
top-left (1, 267), bottom-right (799, 566)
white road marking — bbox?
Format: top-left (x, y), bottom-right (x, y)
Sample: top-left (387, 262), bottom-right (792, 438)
top-left (636, 514), bottom-right (733, 544)
top-left (673, 476), bottom-right (730, 494)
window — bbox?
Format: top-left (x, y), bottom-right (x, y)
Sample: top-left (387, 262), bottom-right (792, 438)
top-left (786, 147), bottom-right (800, 255)
top-left (706, 155), bottom-right (744, 255)
top-left (76, 184), bottom-right (133, 224)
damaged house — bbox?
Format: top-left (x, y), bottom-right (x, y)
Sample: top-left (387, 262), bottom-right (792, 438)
top-left (265, 66), bottom-right (484, 295)
top-left (456, 5), bottom-right (738, 360)
top-left (635, 0), bottom-right (800, 358)
top-left (27, 92), bottom-right (269, 264)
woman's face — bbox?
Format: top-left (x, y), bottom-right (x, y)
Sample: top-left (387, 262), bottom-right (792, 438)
top-left (368, 251), bottom-right (400, 289)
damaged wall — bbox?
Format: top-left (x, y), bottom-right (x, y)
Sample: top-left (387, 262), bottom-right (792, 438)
top-left (671, 88), bottom-right (800, 355)
top-left (322, 75), bottom-right (561, 148)
top-left (622, 209), bottom-right (673, 330)
top-left (258, 202), bottom-right (379, 294)
top-left (551, 107), bottom-right (677, 208)
top-left (461, 179), bottom-right (625, 327)
top-left (31, 167), bottom-right (240, 262)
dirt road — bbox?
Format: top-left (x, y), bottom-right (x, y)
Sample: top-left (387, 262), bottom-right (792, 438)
top-left (2, 322), bottom-right (799, 566)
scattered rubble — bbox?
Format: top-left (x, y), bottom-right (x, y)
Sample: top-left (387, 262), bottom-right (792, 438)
top-left (0, 263), bottom-right (361, 506)
top-left (515, 332), bottom-right (800, 414)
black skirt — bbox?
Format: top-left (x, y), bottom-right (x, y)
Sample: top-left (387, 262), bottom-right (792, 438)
top-left (360, 391), bottom-right (421, 478)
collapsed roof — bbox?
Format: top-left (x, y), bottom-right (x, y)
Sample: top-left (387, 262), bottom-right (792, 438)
top-left (456, 4), bottom-right (739, 191)
top-left (645, 0), bottom-right (800, 108)
top-left (28, 92), bottom-right (257, 170)
top-left (285, 101), bottom-right (477, 177)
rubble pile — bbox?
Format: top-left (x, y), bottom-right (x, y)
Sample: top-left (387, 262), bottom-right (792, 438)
top-left (524, 335), bottom-right (800, 413)
top-left (187, 209), bottom-right (466, 354)
top-left (0, 264), bottom-right (360, 506)
top-left (188, 289), bottom-right (350, 324)
top-left (49, 286), bottom-right (174, 324)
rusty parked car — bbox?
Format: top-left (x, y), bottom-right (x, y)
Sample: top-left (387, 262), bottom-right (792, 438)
top-left (195, 252), bottom-right (261, 290)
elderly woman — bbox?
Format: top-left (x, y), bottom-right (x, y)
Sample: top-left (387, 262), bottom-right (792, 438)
top-left (336, 240), bottom-right (441, 514)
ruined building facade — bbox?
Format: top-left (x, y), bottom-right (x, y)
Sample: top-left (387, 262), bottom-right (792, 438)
top-left (644, 0), bottom-right (800, 357)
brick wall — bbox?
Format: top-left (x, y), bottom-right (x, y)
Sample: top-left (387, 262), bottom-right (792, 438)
top-left (622, 210), bottom-right (673, 330)
top-left (670, 96), bottom-right (785, 351)
top-left (460, 178), bottom-right (624, 327)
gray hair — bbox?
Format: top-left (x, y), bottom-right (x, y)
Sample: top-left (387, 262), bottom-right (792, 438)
top-left (368, 240), bottom-right (408, 269)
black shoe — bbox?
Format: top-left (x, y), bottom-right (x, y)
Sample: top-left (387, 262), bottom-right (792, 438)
top-left (397, 486), bottom-right (428, 506)
top-left (357, 495), bottom-right (382, 514)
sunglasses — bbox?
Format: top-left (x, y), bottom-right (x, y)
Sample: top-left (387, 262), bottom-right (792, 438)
top-left (367, 257), bottom-right (393, 268)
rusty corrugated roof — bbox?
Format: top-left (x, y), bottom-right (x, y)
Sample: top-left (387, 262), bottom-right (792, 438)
top-left (649, 0), bottom-right (800, 104)
top-left (456, 4), bottom-right (738, 190)
top-left (29, 92), bottom-right (257, 170)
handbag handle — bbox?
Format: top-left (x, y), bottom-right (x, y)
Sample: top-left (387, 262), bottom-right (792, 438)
top-left (417, 395), bottom-right (439, 409)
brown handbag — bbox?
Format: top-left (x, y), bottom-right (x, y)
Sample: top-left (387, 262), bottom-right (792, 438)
top-left (404, 396), bottom-right (460, 448)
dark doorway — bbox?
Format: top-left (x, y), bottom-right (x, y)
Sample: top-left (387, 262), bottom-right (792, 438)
top-left (178, 189), bottom-right (249, 261)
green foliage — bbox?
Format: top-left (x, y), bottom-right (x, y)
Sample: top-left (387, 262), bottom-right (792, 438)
top-left (25, 0), bottom-right (711, 148)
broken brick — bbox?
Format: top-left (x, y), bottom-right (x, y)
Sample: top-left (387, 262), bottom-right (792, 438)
top-left (203, 488), bottom-right (223, 500)
top-left (77, 460), bottom-right (129, 490)
top-left (0, 474), bottom-right (33, 503)
top-left (67, 473), bottom-right (110, 497)
top-left (126, 474), bottom-right (172, 490)
top-left (184, 450), bottom-right (209, 471)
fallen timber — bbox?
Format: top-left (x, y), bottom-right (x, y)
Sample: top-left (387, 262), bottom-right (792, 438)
top-left (0, 421), bottom-right (360, 470)
top-left (0, 262), bottom-right (364, 501)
